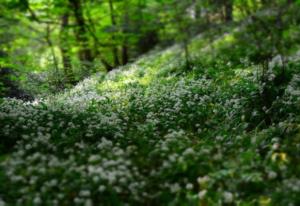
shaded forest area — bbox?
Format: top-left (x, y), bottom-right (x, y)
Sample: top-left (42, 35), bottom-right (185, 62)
top-left (2, 0), bottom-right (259, 96)
top-left (1, 0), bottom-right (300, 205)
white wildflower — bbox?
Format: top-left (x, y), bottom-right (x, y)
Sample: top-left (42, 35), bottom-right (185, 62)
top-left (198, 190), bottom-right (207, 199)
top-left (33, 196), bottom-right (42, 205)
top-left (186, 183), bottom-right (193, 190)
top-left (98, 185), bottom-right (106, 192)
top-left (223, 191), bottom-right (234, 203)
top-left (268, 171), bottom-right (277, 179)
top-left (197, 176), bottom-right (210, 185)
top-left (79, 190), bottom-right (91, 197)
top-left (84, 199), bottom-right (93, 206)
top-left (0, 198), bottom-right (5, 206)
top-left (170, 183), bottom-right (181, 193)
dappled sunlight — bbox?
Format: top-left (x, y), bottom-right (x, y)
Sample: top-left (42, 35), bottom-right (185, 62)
top-left (1, 0), bottom-right (300, 205)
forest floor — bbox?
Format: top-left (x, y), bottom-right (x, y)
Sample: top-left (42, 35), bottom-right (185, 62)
top-left (1, 25), bottom-right (300, 205)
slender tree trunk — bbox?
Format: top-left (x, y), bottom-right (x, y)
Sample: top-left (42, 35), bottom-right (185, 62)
top-left (174, 0), bottom-right (191, 70)
top-left (45, 24), bottom-right (62, 89)
top-left (59, 12), bottom-right (76, 85)
top-left (184, 40), bottom-right (191, 70)
top-left (122, 0), bottom-right (130, 65)
top-left (261, 0), bottom-right (269, 6)
top-left (69, 0), bottom-right (94, 65)
top-left (84, 8), bottom-right (114, 71)
top-left (224, 0), bottom-right (233, 22)
top-left (122, 42), bottom-right (129, 65)
top-left (193, 0), bottom-right (201, 20)
top-left (108, 0), bottom-right (120, 67)
top-left (45, 25), bottom-right (59, 75)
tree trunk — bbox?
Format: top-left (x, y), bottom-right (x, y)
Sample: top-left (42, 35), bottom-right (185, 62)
top-left (183, 40), bottom-right (191, 70)
top-left (224, 0), bottom-right (233, 22)
top-left (193, 0), bottom-right (201, 19)
top-left (122, 43), bottom-right (129, 65)
top-left (108, 0), bottom-right (120, 67)
top-left (45, 24), bottom-right (63, 90)
top-left (69, 0), bottom-right (94, 65)
top-left (45, 25), bottom-right (59, 76)
top-left (84, 7), bottom-right (114, 72)
top-left (261, 0), bottom-right (269, 6)
top-left (122, 0), bottom-right (130, 65)
top-left (59, 12), bottom-right (76, 85)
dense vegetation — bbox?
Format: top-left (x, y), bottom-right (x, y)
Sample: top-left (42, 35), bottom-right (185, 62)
top-left (1, 0), bottom-right (300, 205)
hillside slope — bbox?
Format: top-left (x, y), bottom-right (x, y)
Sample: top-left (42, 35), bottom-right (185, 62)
top-left (1, 25), bottom-right (300, 206)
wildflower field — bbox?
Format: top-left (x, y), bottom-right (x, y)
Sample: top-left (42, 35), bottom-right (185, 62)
top-left (1, 26), bottom-right (300, 205)
top-left (1, 2), bottom-right (300, 205)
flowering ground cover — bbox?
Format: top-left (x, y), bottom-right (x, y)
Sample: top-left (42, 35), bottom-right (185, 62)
top-left (1, 27), bottom-right (300, 206)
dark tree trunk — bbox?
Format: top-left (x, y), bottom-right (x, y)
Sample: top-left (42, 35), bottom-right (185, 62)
top-left (69, 0), bottom-right (94, 64)
top-left (224, 0), bottom-right (233, 22)
top-left (122, 43), bottom-right (129, 65)
top-left (261, 0), bottom-right (268, 5)
top-left (84, 7), bottom-right (114, 72)
top-left (112, 46), bottom-right (120, 67)
top-left (183, 40), bottom-right (191, 70)
top-left (59, 12), bottom-right (76, 85)
top-left (193, 0), bottom-right (201, 19)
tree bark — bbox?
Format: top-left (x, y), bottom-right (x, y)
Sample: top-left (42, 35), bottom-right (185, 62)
top-left (69, 0), bottom-right (94, 65)
top-left (59, 12), bottom-right (76, 85)
top-left (193, 0), bottom-right (201, 19)
top-left (224, 0), bottom-right (233, 22)
top-left (122, 43), bottom-right (129, 65)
